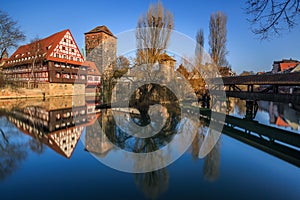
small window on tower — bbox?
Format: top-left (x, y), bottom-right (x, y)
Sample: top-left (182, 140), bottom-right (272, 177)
top-left (62, 46), bottom-right (66, 50)
top-left (64, 39), bottom-right (67, 42)
top-left (71, 49), bottom-right (74, 53)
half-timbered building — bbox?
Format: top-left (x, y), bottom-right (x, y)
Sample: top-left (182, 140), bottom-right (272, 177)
top-left (2, 29), bottom-right (87, 96)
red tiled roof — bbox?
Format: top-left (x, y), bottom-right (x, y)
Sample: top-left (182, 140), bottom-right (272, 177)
top-left (84, 25), bottom-right (116, 38)
top-left (4, 29), bottom-right (83, 67)
top-left (158, 53), bottom-right (176, 62)
top-left (279, 62), bottom-right (299, 71)
top-left (83, 61), bottom-right (101, 76)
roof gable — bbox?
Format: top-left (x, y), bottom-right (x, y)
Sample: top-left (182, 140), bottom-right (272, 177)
top-left (5, 29), bottom-right (84, 67)
top-left (47, 30), bottom-right (84, 64)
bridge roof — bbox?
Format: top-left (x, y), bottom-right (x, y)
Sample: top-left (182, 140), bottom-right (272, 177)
top-left (211, 72), bottom-right (300, 85)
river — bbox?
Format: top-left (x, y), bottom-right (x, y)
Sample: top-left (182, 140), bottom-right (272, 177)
top-left (0, 96), bottom-right (299, 200)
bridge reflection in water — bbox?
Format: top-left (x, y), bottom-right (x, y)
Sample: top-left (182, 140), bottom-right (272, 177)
top-left (1, 94), bottom-right (299, 198)
top-left (1, 96), bottom-right (299, 165)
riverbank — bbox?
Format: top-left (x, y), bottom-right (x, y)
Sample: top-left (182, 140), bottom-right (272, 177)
top-left (0, 86), bottom-right (98, 100)
top-left (0, 86), bottom-right (45, 100)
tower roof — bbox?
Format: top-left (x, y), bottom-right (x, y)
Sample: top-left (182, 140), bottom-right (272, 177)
top-left (85, 25), bottom-right (116, 38)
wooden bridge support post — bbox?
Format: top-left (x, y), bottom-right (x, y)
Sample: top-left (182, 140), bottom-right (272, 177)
top-left (273, 85), bottom-right (279, 94)
top-left (247, 85), bottom-right (254, 92)
top-left (245, 100), bottom-right (257, 120)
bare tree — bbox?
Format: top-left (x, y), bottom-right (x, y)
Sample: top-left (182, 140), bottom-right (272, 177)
top-left (136, 1), bottom-right (174, 65)
top-left (195, 28), bottom-right (204, 65)
top-left (115, 55), bottom-right (130, 69)
top-left (209, 11), bottom-right (228, 67)
top-left (246, 0), bottom-right (300, 39)
top-left (0, 10), bottom-right (25, 60)
top-left (27, 36), bottom-right (42, 88)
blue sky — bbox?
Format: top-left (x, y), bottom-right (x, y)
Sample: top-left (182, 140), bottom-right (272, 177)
top-left (2, 0), bottom-right (300, 74)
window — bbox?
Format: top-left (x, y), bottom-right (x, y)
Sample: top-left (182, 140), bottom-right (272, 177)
top-left (71, 49), bottom-right (74, 53)
top-left (64, 74), bottom-right (70, 79)
top-left (62, 46), bottom-right (66, 50)
top-left (64, 39), bottom-right (67, 42)
top-left (56, 113), bottom-right (61, 120)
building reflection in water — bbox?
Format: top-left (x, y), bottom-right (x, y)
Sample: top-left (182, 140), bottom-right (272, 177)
top-left (1, 95), bottom-right (299, 198)
top-left (263, 101), bottom-right (300, 130)
top-left (84, 97), bottom-right (225, 197)
top-left (5, 96), bottom-right (99, 159)
top-left (228, 97), bottom-right (300, 131)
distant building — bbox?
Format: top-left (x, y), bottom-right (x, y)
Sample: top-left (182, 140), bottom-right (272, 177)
top-left (0, 49), bottom-right (8, 67)
top-left (218, 66), bottom-right (235, 77)
top-left (272, 59), bottom-right (300, 73)
top-left (158, 53), bottom-right (176, 82)
top-left (2, 29), bottom-right (87, 96)
top-left (84, 61), bottom-right (101, 87)
top-left (291, 64), bottom-right (300, 73)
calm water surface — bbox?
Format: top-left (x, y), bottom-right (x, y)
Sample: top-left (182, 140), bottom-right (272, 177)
top-left (0, 97), bottom-right (299, 200)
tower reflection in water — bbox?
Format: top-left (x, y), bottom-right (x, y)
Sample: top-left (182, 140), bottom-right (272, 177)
top-left (84, 96), bottom-right (223, 198)
top-left (1, 96), bottom-right (223, 198)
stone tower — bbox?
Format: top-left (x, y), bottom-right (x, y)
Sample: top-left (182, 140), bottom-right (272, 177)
top-left (84, 26), bottom-right (117, 74)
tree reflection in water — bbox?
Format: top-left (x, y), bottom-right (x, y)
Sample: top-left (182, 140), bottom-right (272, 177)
top-left (134, 168), bottom-right (169, 199)
top-left (188, 118), bottom-right (220, 181)
top-left (203, 139), bottom-right (220, 181)
top-left (106, 83), bottom-right (181, 153)
top-left (0, 117), bottom-right (28, 181)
